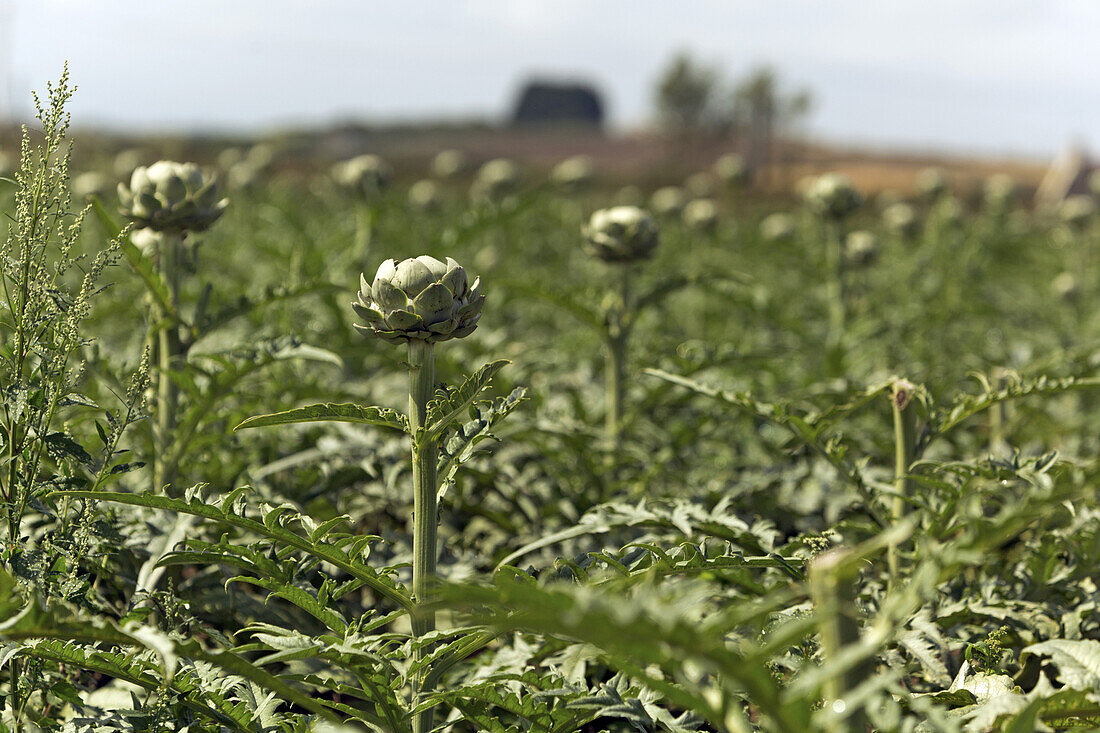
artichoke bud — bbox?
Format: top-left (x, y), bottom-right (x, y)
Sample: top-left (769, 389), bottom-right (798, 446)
top-left (682, 198), bottom-right (719, 231)
top-left (119, 160), bottom-right (227, 233)
top-left (805, 173), bottom-right (862, 220)
top-left (882, 202), bottom-right (918, 237)
top-left (649, 186), bottom-right (687, 217)
top-left (1059, 195), bottom-right (1095, 229)
top-left (844, 230), bottom-right (878, 267)
top-left (353, 256), bottom-right (484, 344)
top-left (333, 154), bottom-right (392, 199)
top-left (760, 212), bottom-right (796, 242)
top-left (550, 155), bottom-right (595, 191)
top-left (583, 206), bottom-right (660, 264)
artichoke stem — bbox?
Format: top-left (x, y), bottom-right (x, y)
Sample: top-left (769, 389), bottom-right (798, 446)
top-left (887, 382), bottom-right (917, 590)
top-left (408, 339), bottom-right (438, 733)
top-left (355, 203), bottom-right (376, 254)
top-left (605, 266), bottom-right (631, 451)
top-left (154, 231), bottom-right (183, 497)
top-left (824, 221), bottom-right (846, 374)
top-left (809, 549), bottom-right (871, 732)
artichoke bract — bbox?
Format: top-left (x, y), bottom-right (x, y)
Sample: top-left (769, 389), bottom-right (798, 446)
top-left (583, 206), bottom-right (660, 263)
top-left (118, 160), bottom-right (227, 233)
top-left (353, 256), bottom-right (484, 344)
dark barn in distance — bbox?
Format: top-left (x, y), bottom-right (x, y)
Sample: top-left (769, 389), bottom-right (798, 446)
top-left (511, 81), bottom-right (604, 129)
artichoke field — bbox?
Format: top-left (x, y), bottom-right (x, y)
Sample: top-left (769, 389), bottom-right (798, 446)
top-left (3, 74), bottom-right (1100, 733)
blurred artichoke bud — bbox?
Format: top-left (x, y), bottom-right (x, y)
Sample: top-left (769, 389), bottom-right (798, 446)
top-left (882, 202), bottom-right (919, 237)
top-left (228, 161), bottom-right (262, 191)
top-left (408, 179), bottom-right (442, 210)
top-left (915, 167), bottom-right (949, 200)
top-left (583, 206), bottom-right (660, 263)
top-left (550, 155), bottom-right (595, 192)
top-left (431, 149), bottom-right (468, 180)
top-left (72, 171), bottom-right (111, 200)
top-left (845, 230), bottom-right (878, 267)
top-left (217, 147), bottom-right (244, 170)
top-left (1052, 271), bottom-right (1079, 300)
top-left (353, 256), bottom-right (484, 344)
top-left (684, 172), bottom-right (716, 198)
top-left (1059, 194), bottom-right (1096, 229)
top-left (118, 160), bottom-right (227, 233)
top-left (649, 186), bottom-right (687, 217)
top-left (805, 173), bottom-right (862, 220)
top-left (682, 198), bottom-right (719, 231)
top-left (714, 154), bottom-right (749, 187)
top-left (471, 158), bottom-right (520, 201)
top-left (333, 154), bottom-right (392, 199)
top-left (760, 212), bottom-right (796, 242)
top-left (930, 195), bottom-right (964, 226)
top-left (614, 185), bottom-right (644, 206)
top-left (983, 174), bottom-right (1016, 211)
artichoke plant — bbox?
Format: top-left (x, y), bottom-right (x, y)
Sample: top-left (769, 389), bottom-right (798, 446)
top-left (581, 207), bottom-right (660, 451)
top-left (583, 206), bottom-right (660, 263)
top-left (353, 256), bottom-right (484, 344)
top-left (805, 173), bottom-right (862, 221)
top-left (118, 161), bottom-right (227, 233)
top-left (351, 254), bottom-right (487, 733)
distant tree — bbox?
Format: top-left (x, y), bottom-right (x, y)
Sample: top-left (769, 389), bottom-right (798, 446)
top-left (732, 67), bottom-right (813, 184)
top-left (651, 53), bottom-right (814, 185)
top-left (653, 52), bottom-right (721, 134)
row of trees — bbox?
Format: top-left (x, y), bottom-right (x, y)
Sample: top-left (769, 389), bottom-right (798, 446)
top-left (654, 52), bottom-right (813, 181)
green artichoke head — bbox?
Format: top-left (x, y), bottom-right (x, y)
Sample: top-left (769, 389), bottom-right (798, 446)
top-left (805, 173), bottom-right (862, 220)
top-left (431, 149), bottom-right (468, 180)
top-left (915, 167), bottom-right (948, 199)
top-left (117, 160), bottom-right (227, 233)
top-left (1059, 194), bottom-right (1096, 228)
top-left (682, 198), bottom-right (719, 231)
top-left (583, 206), bottom-right (660, 263)
top-left (760, 212), bottom-right (796, 242)
top-left (550, 155), bottom-right (595, 191)
top-left (649, 186), bottom-right (687, 217)
top-left (845, 230), bottom-right (878, 267)
top-left (408, 179), bottom-right (442, 210)
top-left (471, 158), bottom-right (521, 201)
top-left (882, 202), bottom-right (919, 236)
top-left (353, 256), bottom-right (484, 344)
top-left (714, 154), bottom-right (749, 187)
top-left (333, 154), bottom-right (392, 198)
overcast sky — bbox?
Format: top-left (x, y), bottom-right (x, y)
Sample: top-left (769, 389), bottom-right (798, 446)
top-left (6, 1), bottom-right (1099, 157)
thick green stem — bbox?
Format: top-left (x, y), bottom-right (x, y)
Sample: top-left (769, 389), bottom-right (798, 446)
top-left (824, 221), bottom-right (846, 372)
top-left (153, 232), bottom-right (183, 496)
top-left (887, 381), bottom-right (917, 590)
top-left (810, 549), bottom-right (871, 732)
top-left (605, 267), bottom-right (631, 451)
top-left (407, 340), bottom-right (438, 733)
